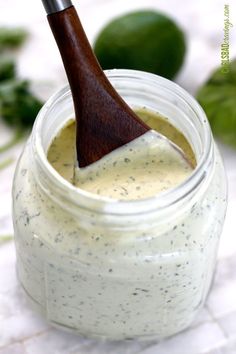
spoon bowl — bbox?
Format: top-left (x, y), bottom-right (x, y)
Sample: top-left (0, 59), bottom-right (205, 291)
top-left (42, 0), bottom-right (150, 167)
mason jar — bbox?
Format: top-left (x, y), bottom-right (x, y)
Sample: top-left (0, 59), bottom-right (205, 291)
top-left (12, 69), bottom-right (227, 340)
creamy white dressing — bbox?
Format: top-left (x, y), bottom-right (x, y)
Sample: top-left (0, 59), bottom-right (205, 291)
top-left (48, 110), bottom-right (194, 200)
top-left (13, 107), bottom-right (227, 340)
top-left (75, 131), bottom-right (192, 199)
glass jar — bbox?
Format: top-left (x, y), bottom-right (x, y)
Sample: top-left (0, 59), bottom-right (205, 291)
top-left (12, 69), bottom-right (227, 340)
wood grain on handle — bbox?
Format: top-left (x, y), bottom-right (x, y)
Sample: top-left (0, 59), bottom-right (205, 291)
top-left (48, 6), bottom-right (150, 167)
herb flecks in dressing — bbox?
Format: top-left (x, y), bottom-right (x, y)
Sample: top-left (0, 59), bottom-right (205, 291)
top-left (47, 110), bottom-right (195, 200)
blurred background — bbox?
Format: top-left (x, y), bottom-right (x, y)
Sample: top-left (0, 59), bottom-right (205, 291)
top-left (0, 0), bottom-right (236, 353)
top-left (1, 0), bottom-right (235, 94)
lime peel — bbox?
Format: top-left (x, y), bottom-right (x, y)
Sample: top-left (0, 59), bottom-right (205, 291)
top-left (94, 10), bottom-right (186, 79)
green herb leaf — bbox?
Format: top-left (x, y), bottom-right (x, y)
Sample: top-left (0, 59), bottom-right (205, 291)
top-left (0, 80), bottom-right (43, 128)
top-left (0, 27), bottom-right (27, 51)
top-left (0, 157), bottom-right (14, 170)
top-left (197, 59), bottom-right (236, 147)
top-left (0, 56), bottom-right (15, 82)
top-left (0, 234), bottom-right (13, 244)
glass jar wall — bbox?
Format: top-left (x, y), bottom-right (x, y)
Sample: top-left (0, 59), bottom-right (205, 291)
top-left (12, 70), bottom-right (227, 340)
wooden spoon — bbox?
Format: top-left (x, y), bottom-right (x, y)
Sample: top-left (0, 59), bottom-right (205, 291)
top-left (41, 0), bottom-right (150, 167)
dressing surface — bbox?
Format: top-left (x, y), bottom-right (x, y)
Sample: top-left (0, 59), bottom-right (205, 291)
top-left (48, 109), bottom-right (195, 200)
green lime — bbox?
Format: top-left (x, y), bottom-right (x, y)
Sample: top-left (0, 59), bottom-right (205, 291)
top-left (197, 59), bottom-right (236, 148)
top-left (94, 10), bottom-right (186, 79)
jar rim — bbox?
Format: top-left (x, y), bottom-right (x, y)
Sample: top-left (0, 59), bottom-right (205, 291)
top-left (32, 69), bottom-right (213, 216)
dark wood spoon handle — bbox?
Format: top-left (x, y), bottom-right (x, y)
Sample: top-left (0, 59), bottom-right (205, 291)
top-left (47, 6), bottom-right (150, 167)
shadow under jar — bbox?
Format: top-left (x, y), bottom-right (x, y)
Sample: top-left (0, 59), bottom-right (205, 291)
top-left (12, 69), bottom-right (227, 340)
